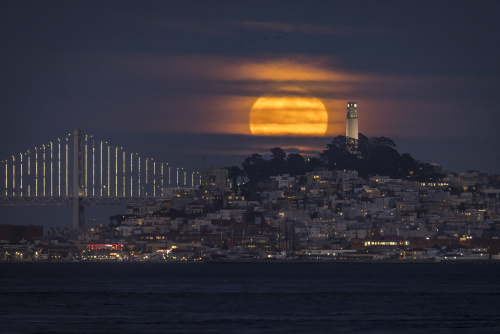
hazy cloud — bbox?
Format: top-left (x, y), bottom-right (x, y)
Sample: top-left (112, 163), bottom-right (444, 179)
top-left (235, 20), bottom-right (394, 36)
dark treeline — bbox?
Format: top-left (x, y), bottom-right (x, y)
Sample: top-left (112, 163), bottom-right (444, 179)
top-left (227, 134), bottom-right (445, 191)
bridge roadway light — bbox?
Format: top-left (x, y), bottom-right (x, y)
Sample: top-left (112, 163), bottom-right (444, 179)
top-left (50, 141), bottom-right (53, 197)
top-left (4, 160), bottom-right (7, 196)
top-left (65, 137), bottom-right (69, 196)
top-left (115, 147), bottom-right (118, 197)
top-left (84, 136), bottom-right (88, 197)
top-left (42, 145), bottom-right (45, 197)
top-left (58, 138), bottom-right (61, 197)
top-left (19, 153), bottom-right (23, 196)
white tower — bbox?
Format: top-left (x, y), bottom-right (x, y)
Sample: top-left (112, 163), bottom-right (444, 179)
top-left (346, 102), bottom-right (358, 140)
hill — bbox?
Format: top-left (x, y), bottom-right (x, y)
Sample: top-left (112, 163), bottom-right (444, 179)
top-left (228, 134), bottom-right (445, 191)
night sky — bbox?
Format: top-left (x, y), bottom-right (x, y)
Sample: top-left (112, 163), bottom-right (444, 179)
top-left (2, 0), bottom-right (500, 176)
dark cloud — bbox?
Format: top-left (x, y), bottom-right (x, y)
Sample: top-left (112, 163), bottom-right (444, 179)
top-left (1, 0), bottom-right (499, 176)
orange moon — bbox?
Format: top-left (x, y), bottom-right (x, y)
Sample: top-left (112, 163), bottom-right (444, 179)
top-left (249, 86), bottom-right (328, 136)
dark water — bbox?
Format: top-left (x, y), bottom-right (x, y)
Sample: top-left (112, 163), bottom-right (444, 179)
top-left (1, 263), bottom-right (499, 333)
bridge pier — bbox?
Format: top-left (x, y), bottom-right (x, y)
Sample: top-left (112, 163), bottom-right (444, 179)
top-left (72, 129), bottom-right (85, 232)
top-left (73, 198), bottom-right (85, 231)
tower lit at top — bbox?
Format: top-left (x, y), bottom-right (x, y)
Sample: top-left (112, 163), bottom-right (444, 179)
top-left (346, 102), bottom-right (358, 140)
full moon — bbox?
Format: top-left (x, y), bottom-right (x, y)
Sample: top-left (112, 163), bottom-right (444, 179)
top-left (249, 86), bottom-right (328, 136)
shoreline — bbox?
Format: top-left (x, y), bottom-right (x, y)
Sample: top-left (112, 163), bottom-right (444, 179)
top-left (2, 259), bottom-right (500, 265)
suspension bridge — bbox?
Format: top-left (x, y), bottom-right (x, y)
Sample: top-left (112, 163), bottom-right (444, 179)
top-left (0, 129), bottom-right (200, 231)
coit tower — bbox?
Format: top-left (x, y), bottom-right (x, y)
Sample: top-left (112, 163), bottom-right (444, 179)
top-left (346, 102), bottom-right (358, 140)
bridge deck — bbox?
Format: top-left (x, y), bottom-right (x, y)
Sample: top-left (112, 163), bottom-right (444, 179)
top-left (0, 196), bottom-right (167, 206)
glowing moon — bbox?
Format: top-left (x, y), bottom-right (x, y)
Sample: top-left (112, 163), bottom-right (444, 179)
top-left (249, 86), bottom-right (328, 136)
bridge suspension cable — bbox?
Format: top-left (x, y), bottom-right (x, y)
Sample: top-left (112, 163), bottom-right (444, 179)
top-left (1, 130), bottom-right (201, 200)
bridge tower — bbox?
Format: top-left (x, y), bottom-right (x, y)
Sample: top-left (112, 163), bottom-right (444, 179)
top-left (73, 129), bottom-right (85, 231)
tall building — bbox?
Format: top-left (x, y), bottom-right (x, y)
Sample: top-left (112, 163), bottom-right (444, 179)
top-left (346, 102), bottom-right (358, 140)
top-left (201, 166), bottom-right (230, 192)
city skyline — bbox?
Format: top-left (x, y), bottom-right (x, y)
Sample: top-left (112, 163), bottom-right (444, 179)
top-left (1, 1), bottom-right (499, 175)
top-left (2, 4), bottom-right (500, 330)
